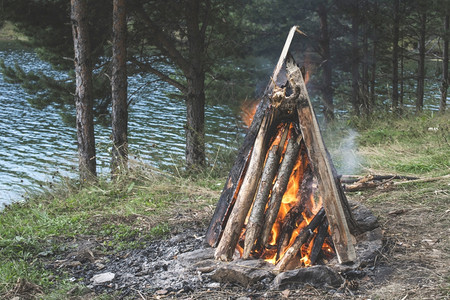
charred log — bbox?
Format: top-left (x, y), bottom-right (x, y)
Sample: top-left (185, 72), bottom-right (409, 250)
top-left (273, 207), bottom-right (325, 273)
top-left (259, 133), bottom-right (302, 248)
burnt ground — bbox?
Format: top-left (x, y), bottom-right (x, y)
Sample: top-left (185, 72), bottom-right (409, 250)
top-left (4, 179), bottom-right (449, 300)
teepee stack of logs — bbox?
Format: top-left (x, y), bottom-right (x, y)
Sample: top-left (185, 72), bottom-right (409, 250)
top-left (205, 26), bottom-right (360, 272)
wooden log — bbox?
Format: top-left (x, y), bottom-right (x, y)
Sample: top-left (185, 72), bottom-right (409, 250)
top-left (205, 95), bottom-right (271, 247)
top-left (273, 207), bottom-right (325, 274)
top-left (286, 54), bottom-right (357, 264)
top-left (243, 144), bottom-right (281, 259)
top-left (259, 134), bottom-right (302, 248)
top-left (309, 219), bottom-right (329, 265)
top-left (214, 112), bottom-right (273, 261)
top-left (339, 174), bottom-right (419, 184)
top-left (276, 163), bottom-right (314, 260)
top-left (205, 26), bottom-right (302, 248)
top-left (276, 204), bottom-right (304, 261)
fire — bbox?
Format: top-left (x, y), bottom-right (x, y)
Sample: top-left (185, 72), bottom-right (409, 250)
top-left (304, 70), bottom-right (310, 85)
top-left (237, 121), bottom-right (335, 267)
top-left (235, 63), bottom-right (333, 268)
top-left (240, 100), bottom-right (259, 128)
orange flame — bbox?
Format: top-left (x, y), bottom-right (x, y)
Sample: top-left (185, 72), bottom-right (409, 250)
top-left (240, 100), bottom-right (258, 128)
top-left (304, 70), bottom-right (310, 85)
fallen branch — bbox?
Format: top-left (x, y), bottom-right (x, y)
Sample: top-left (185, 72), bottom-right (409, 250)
top-left (343, 174), bottom-right (449, 192)
top-left (339, 174), bottom-right (419, 184)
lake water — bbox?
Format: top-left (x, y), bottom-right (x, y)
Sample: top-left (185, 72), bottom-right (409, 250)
top-left (0, 44), bottom-right (244, 208)
top-left (1, 43), bottom-right (446, 209)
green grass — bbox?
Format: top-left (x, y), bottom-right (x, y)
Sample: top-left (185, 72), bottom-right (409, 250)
top-left (355, 112), bottom-right (449, 177)
top-left (0, 167), bottom-right (223, 297)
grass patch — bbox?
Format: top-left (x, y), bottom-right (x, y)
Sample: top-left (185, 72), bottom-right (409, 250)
top-left (355, 112), bottom-right (450, 177)
top-left (0, 166), bottom-right (223, 296)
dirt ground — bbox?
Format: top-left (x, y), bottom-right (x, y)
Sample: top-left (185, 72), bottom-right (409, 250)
top-left (3, 178), bottom-right (448, 300)
top-left (167, 178), bottom-right (450, 299)
top-left (343, 180), bottom-right (450, 300)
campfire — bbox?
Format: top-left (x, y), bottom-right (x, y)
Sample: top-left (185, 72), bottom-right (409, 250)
top-left (205, 26), bottom-right (360, 273)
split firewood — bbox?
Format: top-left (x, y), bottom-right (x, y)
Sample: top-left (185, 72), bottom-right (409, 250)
top-left (214, 112), bottom-right (273, 261)
top-left (286, 54), bottom-right (357, 263)
top-left (276, 163), bottom-right (314, 260)
top-left (259, 133), bottom-right (302, 248)
top-left (243, 144), bottom-right (281, 259)
top-left (273, 207), bottom-right (326, 274)
top-left (205, 96), bottom-right (272, 247)
top-left (205, 28), bottom-right (301, 248)
top-left (309, 219), bottom-right (329, 265)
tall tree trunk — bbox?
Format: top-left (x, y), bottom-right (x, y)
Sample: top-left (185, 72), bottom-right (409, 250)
top-left (111, 0), bottom-right (128, 176)
top-left (416, 13), bottom-right (427, 113)
top-left (351, 0), bottom-right (361, 116)
top-left (370, 0), bottom-right (378, 110)
top-left (71, 0), bottom-right (96, 181)
top-left (361, 0), bottom-right (370, 116)
top-left (317, 3), bottom-right (334, 122)
top-left (185, 0), bottom-right (206, 170)
top-left (441, 15), bottom-right (449, 113)
top-left (400, 15), bottom-right (405, 113)
top-left (392, 0), bottom-right (400, 114)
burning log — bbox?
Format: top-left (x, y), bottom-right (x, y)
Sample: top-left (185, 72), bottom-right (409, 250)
top-left (242, 124), bottom-right (291, 259)
top-left (259, 133), bottom-right (302, 248)
top-left (286, 55), bottom-right (357, 263)
top-left (207, 26), bottom-right (361, 271)
top-left (273, 207), bottom-right (325, 274)
top-left (243, 144), bottom-right (281, 259)
top-left (204, 26), bottom-right (300, 249)
top-left (276, 163), bottom-right (313, 260)
top-left (309, 219), bottom-right (329, 265)
top-left (205, 96), bottom-right (271, 247)
top-left (214, 113), bottom-right (273, 261)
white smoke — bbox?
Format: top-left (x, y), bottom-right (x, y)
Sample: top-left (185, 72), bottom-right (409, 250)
top-left (327, 128), bottom-right (362, 175)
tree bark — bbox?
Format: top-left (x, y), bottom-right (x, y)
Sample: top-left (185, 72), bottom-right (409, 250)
top-left (441, 15), bottom-right (449, 113)
top-left (369, 0), bottom-right (378, 110)
top-left (185, 0), bottom-right (206, 170)
top-left (416, 13), bottom-right (427, 113)
top-left (111, 0), bottom-right (128, 176)
top-left (361, 0), bottom-right (370, 116)
top-left (71, 0), bottom-right (96, 181)
top-left (351, 0), bottom-right (361, 116)
top-left (317, 3), bottom-right (334, 122)
top-left (392, 0), bottom-right (400, 114)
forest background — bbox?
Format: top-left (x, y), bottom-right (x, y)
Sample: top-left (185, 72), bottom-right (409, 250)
top-left (1, 0), bottom-right (448, 180)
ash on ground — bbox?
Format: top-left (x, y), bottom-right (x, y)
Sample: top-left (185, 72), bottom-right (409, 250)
top-left (44, 202), bottom-right (385, 299)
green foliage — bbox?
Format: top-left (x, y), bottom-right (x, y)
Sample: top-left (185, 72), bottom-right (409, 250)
top-left (1, 0), bottom-right (113, 125)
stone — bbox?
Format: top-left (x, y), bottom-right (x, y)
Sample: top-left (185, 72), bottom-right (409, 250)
top-left (91, 272), bottom-right (115, 285)
top-left (271, 265), bottom-right (343, 290)
top-left (206, 282), bottom-right (221, 289)
top-left (210, 259), bottom-right (274, 287)
top-left (177, 248), bottom-right (215, 263)
top-left (355, 228), bottom-right (383, 265)
top-left (349, 201), bottom-right (379, 232)
top-left (193, 259), bottom-right (220, 273)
